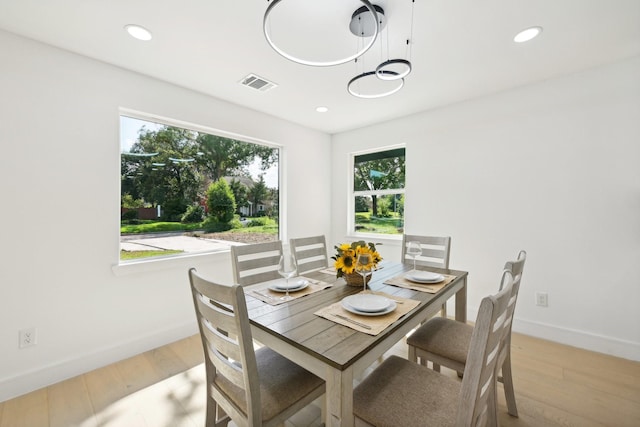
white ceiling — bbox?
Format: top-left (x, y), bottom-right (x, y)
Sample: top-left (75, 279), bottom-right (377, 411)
top-left (1, 0), bottom-right (639, 134)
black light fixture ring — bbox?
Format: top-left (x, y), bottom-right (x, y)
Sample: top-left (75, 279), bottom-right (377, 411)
top-left (376, 59), bottom-right (412, 80)
top-left (347, 70), bottom-right (405, 99)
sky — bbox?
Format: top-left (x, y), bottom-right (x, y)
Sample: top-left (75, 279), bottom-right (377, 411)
top-left (120, 116), bottom-right (278, 188)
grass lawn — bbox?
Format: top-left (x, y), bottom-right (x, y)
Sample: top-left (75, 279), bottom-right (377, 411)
top-left (120, 221), bottom-right (202, 234)
top-left (355, 212), bottom-right (403, 234)
top-left (120, 249), bottom-right (183, 260)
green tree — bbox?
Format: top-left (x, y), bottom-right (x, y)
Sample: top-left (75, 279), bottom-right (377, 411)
top-left (121, 193), bottom-right (146, 209)
top-left (229, 178), bottom-right (249, 213)
top-left (123, 126), bottom-right (202, 217)
top-left (268, 187), bottom-right (279, 220)
top-left (206, 178), bottom-right (236, 223)
top-left (354, 196), bottom-right (369, 212)
top-left (196, 134), bottom-right (277, 181)
top-left (354, 149), bottom-right (405, 216)
top-left (248, 175), bottom-right (269, 214)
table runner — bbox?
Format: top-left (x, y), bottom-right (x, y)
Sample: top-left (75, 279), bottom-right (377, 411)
top-left (247, 276), bottom-right (333, 305)
top-left (384, 272), bottom-right (457, 293)
top-left (314, 291), bottom-right (420, 336)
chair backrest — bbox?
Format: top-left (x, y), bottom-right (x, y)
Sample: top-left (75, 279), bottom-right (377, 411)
top-left (401, 234), bottom-right (451, 269)
top-left (188, 268), bottom-right (262, 425)
top-left (230, 240), bottom-right (283, 286)
top-left (456, 271), bottom-right (514, 427)
top-left (498, 250), bottom-right (526, 364)
top-left (290, 235), bottom-right (329, 274)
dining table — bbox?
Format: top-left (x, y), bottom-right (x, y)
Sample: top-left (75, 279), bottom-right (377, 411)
top-left (244, 260), bottom-right (468, 427)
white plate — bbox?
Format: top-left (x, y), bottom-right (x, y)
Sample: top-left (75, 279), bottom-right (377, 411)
top-left (269, 281), bottom-right (308, 293)
top-left (275, 279), bottom-right (308, 290)
top-left (405, 271), bottom-right (445, 283)
top-left (341, 298), bottom-right (397, 317)
top-left (342, 294), bottom-right (390, 313)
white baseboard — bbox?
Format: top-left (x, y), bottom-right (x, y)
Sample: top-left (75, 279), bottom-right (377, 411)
top-left (512, 317), bottom-right (640, 362)
top-left (464, 306), bottom-right (640, 362)
top-left (0, 321), bottom-right (199, 403)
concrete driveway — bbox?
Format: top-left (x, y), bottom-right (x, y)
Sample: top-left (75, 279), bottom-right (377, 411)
top-left (121, 234), bottom-right (244, 253)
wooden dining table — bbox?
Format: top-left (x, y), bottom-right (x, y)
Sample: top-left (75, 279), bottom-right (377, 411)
top-left (244, 260), bottom-right (468, 427)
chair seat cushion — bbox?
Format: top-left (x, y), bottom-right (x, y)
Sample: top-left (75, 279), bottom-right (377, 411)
top-left (215, 347), bottom-right (324, 422)
top-left (407, 317), bottom-right (473, 365)
top-left (354, 356), bottom-right (460, 427)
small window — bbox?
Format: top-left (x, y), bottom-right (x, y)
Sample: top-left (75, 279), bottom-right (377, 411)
top-left (351, 147), bottom-right (405, 235)
top-left (120, 115), bottom-right (279, 262)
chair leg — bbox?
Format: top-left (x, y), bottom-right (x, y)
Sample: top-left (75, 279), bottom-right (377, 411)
top-left (501, 352), bottom-right (519, 417)
top-left (205, 398), bottom-right (215, 427)
top-left (432, 362), bottom-right (441, 372)
top-left (440, 302), bottom-right (447, 318)
top-left (408, 345), bottom-right (417, 363)
top-left (487, 379), bottom-right (499, 427)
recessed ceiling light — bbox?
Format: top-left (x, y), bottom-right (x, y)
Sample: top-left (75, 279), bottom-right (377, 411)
top-left (316, 106), bottom-right (329, 113)
top-left (125, 24), bottom-right (152, 41)
top-left (514, 26), bottom-right (542, 43)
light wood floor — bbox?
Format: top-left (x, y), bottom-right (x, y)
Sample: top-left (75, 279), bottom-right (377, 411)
top-left (1, 332), bottom-right (639, 427)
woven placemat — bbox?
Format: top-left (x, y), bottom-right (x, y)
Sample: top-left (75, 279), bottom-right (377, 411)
top-left (314, 291), bottom-right (419, 336)
top-left (247, 277), bottom-right (333, 306)
top-left (384, 272), bottom-right (456, 293)
top-left (318, 267), bottom-right (337, 275)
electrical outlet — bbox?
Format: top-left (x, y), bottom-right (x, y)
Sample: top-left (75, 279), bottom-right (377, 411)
top-left (19, 328), bottom-right (37, 348)
top-left (535, 292), bottom-right (548, 307)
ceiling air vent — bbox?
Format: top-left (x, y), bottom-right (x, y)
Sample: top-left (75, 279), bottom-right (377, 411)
top-left (239, 73), bottom-right (278, 92)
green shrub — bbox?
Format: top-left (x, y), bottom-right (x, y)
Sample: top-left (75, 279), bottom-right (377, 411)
top-left (206, 179), bottom-right (236, 223)
top-left (181, 205), bottom-right (205, 223)
top-left (202, 217), bottom-right (233, 232)
top-left (229, 217), bottom-right (243, 229)
top-left (355, 196), bottom-right (369, 212)
top-left (247, 216), bottom-right (275, 227)
top-left (161, 198), bottom-right (189, 222)
top-left (355, 213), bottom-right (370, 223)
top-left (121, 209), bottom-right (138, 221)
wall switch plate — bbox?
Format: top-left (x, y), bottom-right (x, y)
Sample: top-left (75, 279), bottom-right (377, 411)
top-left (535, 292), bottom-right (548, 307)
top-left (19, 328), bottom-right (37, 348)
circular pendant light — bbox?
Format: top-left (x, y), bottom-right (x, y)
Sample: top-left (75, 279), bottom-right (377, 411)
top-left (376, 59), bottom-right (412, 80)
top-left (263, 0), bottom-right (381, 67)
top-left (348, 70), bottom-right (404, 99)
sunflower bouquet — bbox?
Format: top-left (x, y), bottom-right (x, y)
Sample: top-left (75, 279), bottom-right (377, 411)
top-left (332, 240), bottom-right (382, 279)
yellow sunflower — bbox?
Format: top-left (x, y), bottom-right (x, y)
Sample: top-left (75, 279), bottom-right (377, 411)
top-left (334, 248), bottom-right (356, 274)
top-left (332, 241), bottom-right (382, 277)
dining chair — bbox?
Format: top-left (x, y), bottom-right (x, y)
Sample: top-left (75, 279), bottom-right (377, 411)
top-left (402, 234), bottom-right (452, 317)
top-left (289, 235), bottom-right (329, 275)
top-left (407, 250), bottom-right (527, 418)
top-left (230, 241), bottom-right (283, 286)
top-left (188, 268), bottom-right (325, 427)
top-left (354, 270), bottom-right (515, 427)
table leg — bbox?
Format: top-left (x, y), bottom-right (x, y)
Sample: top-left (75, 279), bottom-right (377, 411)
top-left (455, 275), bottom-right (467, 324)
top-left (326, 365), bottom-right (354, 427)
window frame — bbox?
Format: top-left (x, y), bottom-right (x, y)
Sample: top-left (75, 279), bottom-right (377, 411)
top-left (117, 108), bottom-right (282, 268)
top-left (348, 144), bottom-right (406, 240)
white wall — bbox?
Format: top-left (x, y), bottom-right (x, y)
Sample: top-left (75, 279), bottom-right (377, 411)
top-left (0, 30), bottom-right (331, 401)
top-left (331, 56), bottom-right (640, 361)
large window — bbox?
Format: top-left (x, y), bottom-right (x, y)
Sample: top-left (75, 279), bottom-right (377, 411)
top-left (120, 115), bottom-right (279, 261)
top-left (351, 146), bottom-right (405, 235)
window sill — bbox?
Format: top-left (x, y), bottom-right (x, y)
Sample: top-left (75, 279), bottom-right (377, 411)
top-left (112, 249), bottom-right (227, 277)
top-left (346, 233), bottom-right (402, 245)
